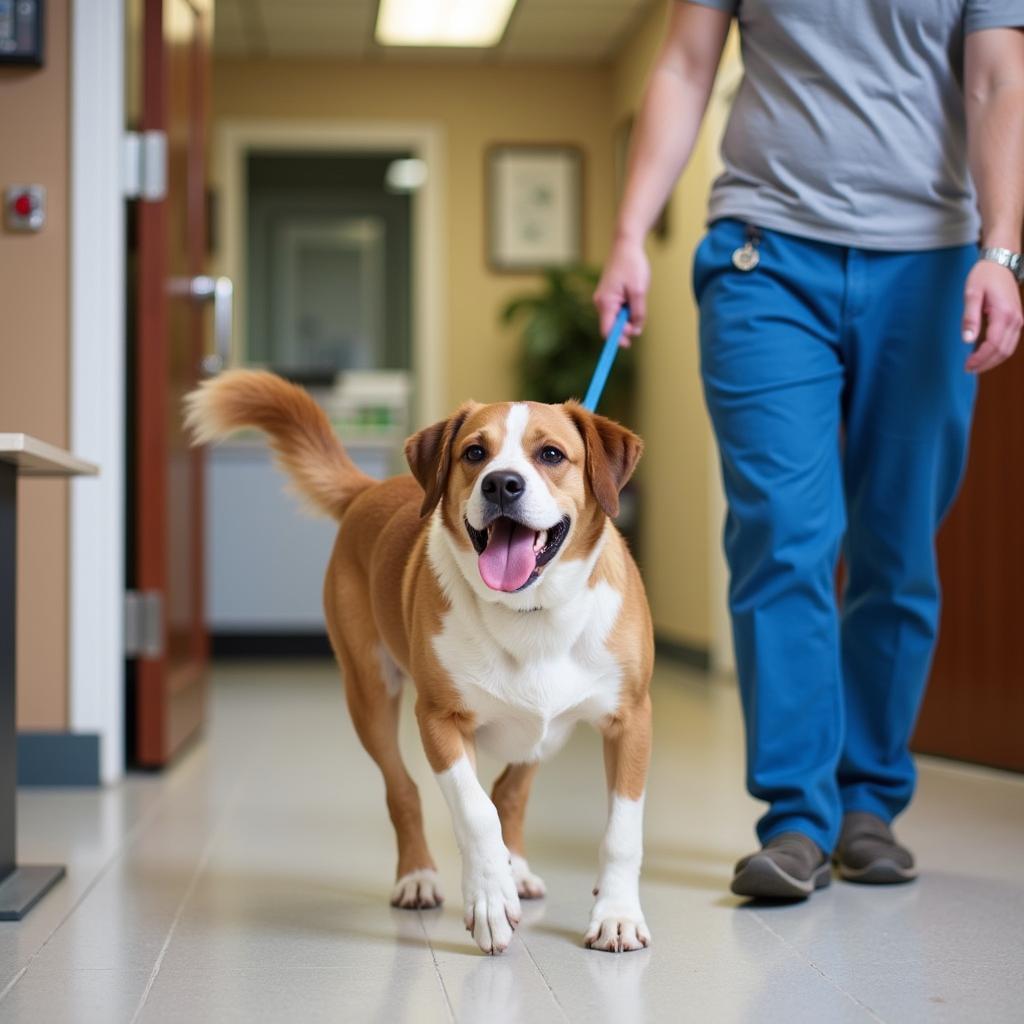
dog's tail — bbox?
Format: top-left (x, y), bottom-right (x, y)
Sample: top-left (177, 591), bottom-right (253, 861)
top-left (184, 369), bottom-right (375, 520)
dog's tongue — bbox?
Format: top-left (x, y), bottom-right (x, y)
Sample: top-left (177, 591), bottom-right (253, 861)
top-left (479, 518), bottom-right (537, 592)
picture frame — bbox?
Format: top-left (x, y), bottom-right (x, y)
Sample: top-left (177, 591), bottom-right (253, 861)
top-left (486, 143), bottom-right (584, 273)
top-left (0, 0), bottom-right (44, 66)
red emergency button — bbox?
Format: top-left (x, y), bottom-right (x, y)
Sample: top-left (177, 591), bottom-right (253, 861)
top-left (4, 185), bottom-right (45, 231)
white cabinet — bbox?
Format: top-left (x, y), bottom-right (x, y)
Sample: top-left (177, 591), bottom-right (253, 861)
top-left (204, 440), bottom-right (394, 633)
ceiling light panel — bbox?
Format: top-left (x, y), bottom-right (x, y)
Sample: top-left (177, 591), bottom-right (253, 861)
top-left (375, 0), bottom-right (518, 48)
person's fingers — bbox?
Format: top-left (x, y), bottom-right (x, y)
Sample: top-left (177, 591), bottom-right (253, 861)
top-left (965, 339), bottom-right (999, 374)
top-left (965, 321), bottom-right (1001, 372)
top-left (961, 281), bottom-right (984, 344)
top-left (1005, 298), bottom-right (1024, 346)
top-left (1007, 314), bottom-right (1024, 357)
top-left (593, 287), bottom-right (621, 337)
top-left (613, 291), bottom-right (635, 347)
top-left (626, 285), bottom-right (647, 337)
top-left (595, 280), bottom-right (646, 343)
top-left (963, 275), bottom-right (1024, 374)
top-left (989, 304), bottom-right (1022, 365)
top-left (965, 310), bottom-right (1014, 373)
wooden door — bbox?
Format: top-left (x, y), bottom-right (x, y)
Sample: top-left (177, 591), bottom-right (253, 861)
top-left (913, 289), bottom-right (1024, 772)
top-left (132, 0), bottom-right (212, 766)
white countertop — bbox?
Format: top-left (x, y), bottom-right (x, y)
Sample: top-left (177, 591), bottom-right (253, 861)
top-left (212, 429), bottom-right (404, 454)
top-left (0, 434), bottom-right (99, 477)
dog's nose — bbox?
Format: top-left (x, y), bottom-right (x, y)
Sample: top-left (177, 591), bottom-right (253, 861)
top-left (481, 470), bottom-right (525, 509)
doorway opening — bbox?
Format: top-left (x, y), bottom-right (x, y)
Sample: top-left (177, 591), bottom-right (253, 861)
top-left (217, 120), bottom-right (446, 424)
top-left (208, 126), bottom-right (444, 659)
top-left (244, 151), bottom-right (413, 380)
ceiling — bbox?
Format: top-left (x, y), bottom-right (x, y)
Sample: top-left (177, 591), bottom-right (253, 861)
top-left (214, 0), bottom-right (657, 63)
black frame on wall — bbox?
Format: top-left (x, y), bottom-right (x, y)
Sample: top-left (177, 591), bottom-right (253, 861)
top-left (0, 0), bottom-right (45, 67)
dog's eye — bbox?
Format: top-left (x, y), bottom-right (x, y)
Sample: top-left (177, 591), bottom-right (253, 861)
top-left (463, 445), bottom-right (486, 463)
top-left (539, 446), bottom-right (565, 466)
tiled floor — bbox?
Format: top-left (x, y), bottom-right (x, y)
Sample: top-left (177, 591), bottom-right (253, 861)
top-left (1, 661), bottom-right (1022, 1023)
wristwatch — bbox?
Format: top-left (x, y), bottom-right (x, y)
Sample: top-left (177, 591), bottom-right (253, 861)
top-left (979, 246), bottom-right (1024, 284)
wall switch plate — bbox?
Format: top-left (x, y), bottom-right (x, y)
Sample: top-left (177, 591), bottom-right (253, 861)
top-left (4, 185), bottom-right (45, 231)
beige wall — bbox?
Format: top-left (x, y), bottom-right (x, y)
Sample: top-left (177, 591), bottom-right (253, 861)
top-left (212, 58), bottom-right (617, 412)
top-left (610, 0), bottom-right (731, 649)
top-left (0, 0), bottom-right (70, 729)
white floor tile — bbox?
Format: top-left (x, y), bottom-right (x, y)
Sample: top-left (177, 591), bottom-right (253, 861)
top-left (0, 969), bottom-right (151, 1024)
top-left (137, 965), bottom-right (452, 1024)
top-left (0, 659), bottom-right (1021, 1024)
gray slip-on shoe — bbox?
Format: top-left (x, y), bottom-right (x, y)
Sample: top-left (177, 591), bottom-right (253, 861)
top-left (731, 832), bottom-right (831, 900)
top-left (834, 812), bottom-right (917, 884)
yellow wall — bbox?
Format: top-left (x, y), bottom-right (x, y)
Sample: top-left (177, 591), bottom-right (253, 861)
top-left (212, 59), bottom-right (617, 412)
top-left (610, 0), bottom-right (729, 649)
top-left (0, 0), bottom-right (71, 728)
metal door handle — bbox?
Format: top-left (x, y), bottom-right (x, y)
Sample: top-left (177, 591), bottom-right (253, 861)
top-left (187, 275), bottom-right (234, 375)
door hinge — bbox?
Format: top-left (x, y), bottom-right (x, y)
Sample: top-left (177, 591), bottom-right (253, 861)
top-left (124, 589), bottom-right (164, 659)
top-left (122, 131), bottom-right (167, 201)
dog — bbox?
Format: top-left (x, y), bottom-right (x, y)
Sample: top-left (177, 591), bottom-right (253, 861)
top-left (185, 370), bottom-right (654, 954)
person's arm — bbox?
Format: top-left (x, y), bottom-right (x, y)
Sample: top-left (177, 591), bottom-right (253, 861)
top-left (594, 3), bottom-right (732, 340)
top-left (962, 27), bottom-right (1024, 373)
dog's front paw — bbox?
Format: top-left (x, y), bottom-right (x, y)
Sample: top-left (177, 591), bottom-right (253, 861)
top-left (390, 868), bottom-right (444, 909)
top-left (463, 858), bottom-right (521, 954)
top-left (584, 902), bottom-right (651, 953)
top-left (510, 854), bottom-right (546, 900)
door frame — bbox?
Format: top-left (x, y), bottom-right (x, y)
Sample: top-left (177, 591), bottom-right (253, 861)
top-left (68, 0), bottom-right (126, 784)
top-left (131, 0), bottom-right (213, 768)
top-left (216, 119), bottom-right (447, 426)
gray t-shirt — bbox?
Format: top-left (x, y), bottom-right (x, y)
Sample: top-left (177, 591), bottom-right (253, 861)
top-left (686, 0), bottom-right (1024, 249)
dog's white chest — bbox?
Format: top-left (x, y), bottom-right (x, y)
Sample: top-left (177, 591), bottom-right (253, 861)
top-left (431, 578), bottom-right (624, 764)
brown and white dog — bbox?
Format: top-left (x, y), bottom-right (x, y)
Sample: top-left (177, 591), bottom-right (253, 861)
top-left (185, 370), bottom-right (654, 954)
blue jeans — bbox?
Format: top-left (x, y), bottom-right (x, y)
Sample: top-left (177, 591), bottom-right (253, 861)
top-left (695, 219), bottom-right (977, 854)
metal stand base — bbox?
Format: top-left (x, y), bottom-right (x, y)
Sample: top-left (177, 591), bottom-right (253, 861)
top-left (0, 865), bottom-right (66, 921)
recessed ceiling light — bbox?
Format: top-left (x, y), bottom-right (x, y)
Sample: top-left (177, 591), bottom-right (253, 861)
top-left (375, 0), bottom-right (518, 48)
top-left (384, 158), bottom-right (428, 193)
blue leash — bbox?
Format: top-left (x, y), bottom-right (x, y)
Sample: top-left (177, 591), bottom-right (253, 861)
top-left (582, 305), bottom-right (630, 412)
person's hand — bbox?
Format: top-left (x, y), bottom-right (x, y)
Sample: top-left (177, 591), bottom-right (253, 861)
top-left (962, 260), bottom-right (1023, 373)
top-left (594, 236), bottom-right (650, 345)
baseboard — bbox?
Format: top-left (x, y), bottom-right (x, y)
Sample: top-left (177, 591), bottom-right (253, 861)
top-left (17, 732), bottom-right (101, 786)
top-left (211, 631), bottom-right (333, 659)
top-left (213, 630), bottom-right (708, 669)
top-left (655, 635), bottom-right (711, 673)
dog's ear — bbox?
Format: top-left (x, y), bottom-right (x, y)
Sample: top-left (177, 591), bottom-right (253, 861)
top-left (405, 402), bottom-right (477, 518)
top-left (565, 402), bottom-right (643, 519)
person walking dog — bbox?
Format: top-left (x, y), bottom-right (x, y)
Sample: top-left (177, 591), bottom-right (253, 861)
top-left (596, 1), bottom-right (1024, 899)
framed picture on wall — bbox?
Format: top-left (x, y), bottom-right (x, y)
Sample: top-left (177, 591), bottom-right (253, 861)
top-left (486, 144), bottom-right (583, 272)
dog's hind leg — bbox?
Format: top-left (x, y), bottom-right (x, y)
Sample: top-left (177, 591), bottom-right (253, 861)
top-left (491, 763), bottom-right (546, 899)
top-left (326, 578), bottom-right (442, 909)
